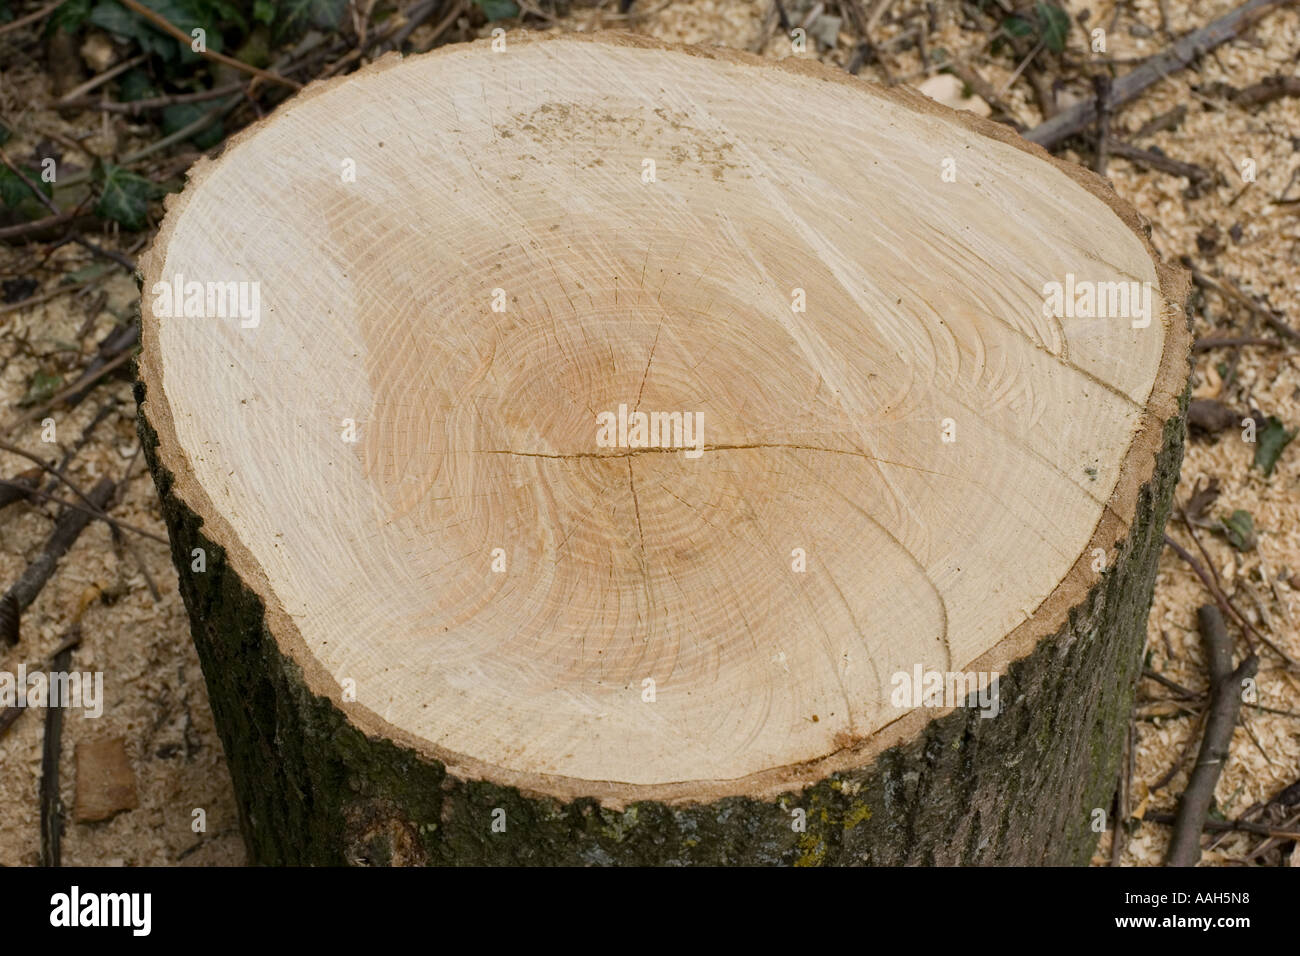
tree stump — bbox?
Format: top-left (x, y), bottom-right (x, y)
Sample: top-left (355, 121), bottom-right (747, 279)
top-left (136, 33), bottom-right (1190, 865)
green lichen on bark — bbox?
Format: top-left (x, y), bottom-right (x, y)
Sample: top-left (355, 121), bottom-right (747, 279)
top-left (135, 376), bottom-right (1187, 866)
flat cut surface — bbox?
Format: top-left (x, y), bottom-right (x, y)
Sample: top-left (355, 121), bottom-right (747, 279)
top-left (140, 34), bottom-right (1179, 793)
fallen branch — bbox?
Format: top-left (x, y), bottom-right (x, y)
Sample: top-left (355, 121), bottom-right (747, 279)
top-left (0, 477), bottom-right (115, 646)
top-left (1223, 73), bottom-right (1300, 107)
top-left (1192, 335), bottom-right (1286, 351)
top-left (0, 629), bottom-right (83, 741)
top-left (1093, 74), bottom-right (1112, 177)
top-left (2, 324), bottom-right (138, 437)
top-left (1165, 605), bottom-right (1258, 866)
top-left (54, 53), bottom-right (148, 104)
top-left (946, 60), bottom-right (1025, 130)
top-left (0, 479), bottom-right (167, 545)
top-left (1163, 534), bottom-right (1299, 669)
top-left (1146, 811), bottom-right (1300, 841)
top-left (1107, 141), bottom-right (1213, 187)
top-left (1130, 104), bottom-right (1187, 140)
top-left (0, 0), bottom-right (60, 35)
top-left (1024, 0), bottom-right (1294, 148)
top-left (0, 209), bottom-right (78, 242)
top-left (40, 632), bottom-right (78, 867)
top-left (0, 465), bottom-right (41, 510)
top-left (56, 83), bottom-right (245, 115)
top-left (0, 150), bottom-right (135, 272)
top-left (1188, 265), bottom-right (1300, 343)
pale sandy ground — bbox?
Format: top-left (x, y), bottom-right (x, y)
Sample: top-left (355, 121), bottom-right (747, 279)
top-left (0, 0), bottom-right (1296, 865)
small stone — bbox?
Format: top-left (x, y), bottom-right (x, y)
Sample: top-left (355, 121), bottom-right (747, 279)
top-left (916, 74), bottom-right (992, 118)
top-left (74, 737), bottom-right (139, 823)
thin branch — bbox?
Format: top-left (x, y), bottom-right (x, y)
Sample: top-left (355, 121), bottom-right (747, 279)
top-left (1163, 534), bottom-right (1299, 668)
top-left (40, 633), bottom-right (77, 867)
top-left (1193, 335), bottom-right (1286, 351)
top-left (1189, 265), bottom-right (1300, 343)
top-left (1165, 605), bottom-right (1258, 866)
top-left (1146, 810), bottom-right (1300, 840)
top-left (57, 83), bottom-right (246, 114)
top-left (0, 630), bottom-right (83, 741)
top-left (54, 53), bottom-right (148, 103)
top-left (1025, 0), bottom-right (1295, 148)
top-left (0, 0), bottom-right (61, 35)
top-left (0, 477), bottom-right (116, 646)
top-left (0, 480), bottom-right (167, 545)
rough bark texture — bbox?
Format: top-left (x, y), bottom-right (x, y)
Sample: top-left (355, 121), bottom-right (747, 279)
top-left (136, 377), bottom-right (1188, 866)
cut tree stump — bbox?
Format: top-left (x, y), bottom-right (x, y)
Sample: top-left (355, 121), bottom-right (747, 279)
top-left (136, 33), bottom-right (1191, 865)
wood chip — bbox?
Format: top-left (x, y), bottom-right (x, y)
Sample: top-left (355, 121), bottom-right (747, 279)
top-left (73, 737), bottom-right (139, 823)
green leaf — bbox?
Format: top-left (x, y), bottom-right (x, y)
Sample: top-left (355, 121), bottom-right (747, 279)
top-left (1254, 415), bottom-right (1297, 477)
top-left (93, 161), bottom-right (160, 231)
top-left (1034, 2), bottom-right (1071, 53)
top-left (51, 0), bottom-right (92, 32)
top-left (118, 68), bottom-right (160, 102)
top-left (162, 102), bottom-right (225, 148)
top-left (1220, 509), bottom-right (1256, 551)
top-left (475, 0), bottom-right (518, 20)
top-left (88, 0), bottom-right (226, 61)
top-left (19, 370), bottom-right (63, 408)
top-left (0, 164), bottom-right (53, 208)
top-left (1000, 14), bottom-right (1032, 37)
top-left (88, 0), bottom-right (175, 57)
top-left (65, 263), bottom-right (113, 283)
top-left (272, 0), bottom-right (345, 42)
top-left (205, 0), bottom-right (247, 33)
top-left (253, 0), bottom-right (274, 23)
top-left (147, 0), bottom-right (228, 57)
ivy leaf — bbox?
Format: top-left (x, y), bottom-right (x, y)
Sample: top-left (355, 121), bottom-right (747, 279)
top-left (162, 102), bottom-right (225, 149)
top-left (118, 68), bottom-right (159, 102)
top-left (93, 161), bottom-right (160, 231)
top-left (1219, 509), bottom-right (1256, 552)
top-left (1254, 415), bottom-right (1297, 477)
top-left (475, 0), bottom-right (518, 20)
top-left (1034, 2), bottom-right (1071, 53)
top-left (0, 164), bottom-right (53, 208)
top-left (272, 0), bottom-right (345, 42)
top-left (88, 0), bottom-right (226, 61)
top-left (19, 370), bottom-right (63, 408)
top-left (50, 0), bottom-right (93, 32)
top-left (204, 0), bottom-right (247, 33)
top-left (88, 0), bottom-right (176, 57)
top-left (1000, 14), bottom-right (1032, 37)
top-left (146, 0), bottom-right (229, 58)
